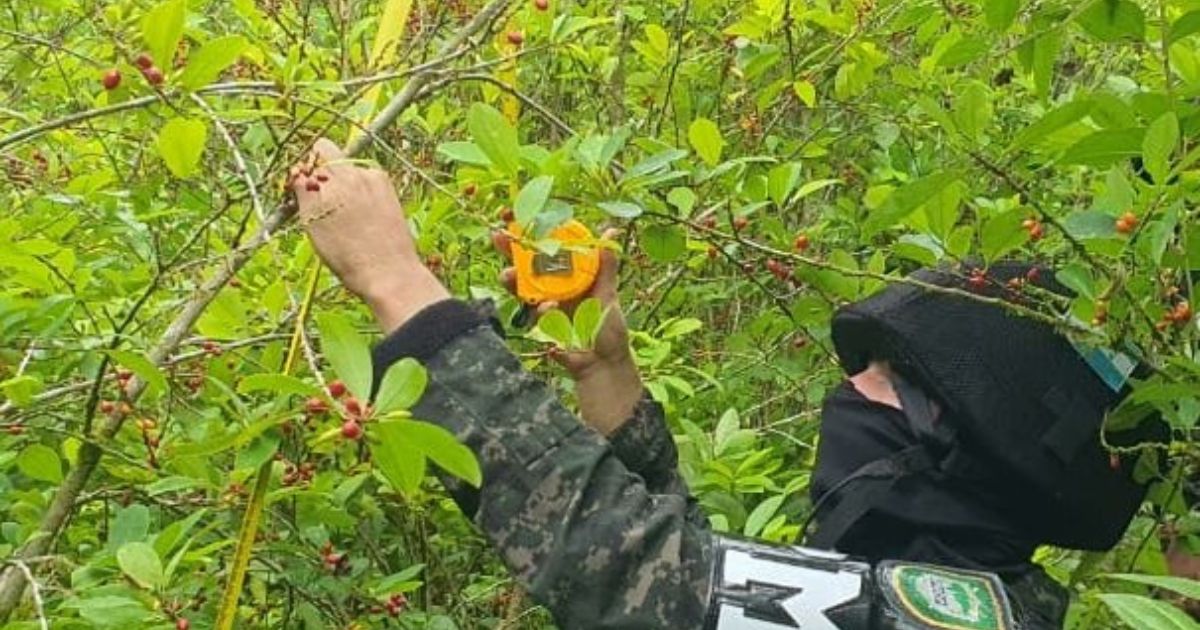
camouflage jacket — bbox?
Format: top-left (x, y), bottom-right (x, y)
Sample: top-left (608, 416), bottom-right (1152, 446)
top-left (371, 300), bottom-right (1042, 630)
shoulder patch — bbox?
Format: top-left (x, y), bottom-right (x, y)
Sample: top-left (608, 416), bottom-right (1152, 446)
top-left (876, 561), bottom-right (1014, 630)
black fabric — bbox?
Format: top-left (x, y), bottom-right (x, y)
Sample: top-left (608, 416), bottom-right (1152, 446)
top-left (830, 262), bottom-right (1167, 550)
top-left (811, 381), bottom-right (1039, 577)
top-left (371, 299), bottom-right (489, 368)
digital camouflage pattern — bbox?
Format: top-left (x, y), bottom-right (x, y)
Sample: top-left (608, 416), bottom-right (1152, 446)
top-left (373, 305), bottom-right (1062, 629)
top-left (399, 322), bottom-right (713, 628)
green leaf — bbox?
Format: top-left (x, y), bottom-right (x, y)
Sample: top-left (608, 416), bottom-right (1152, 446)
top-left (467, 103), bottom-right (520, 176)
top-left (743, 494), bottom-right (784, 538)
top-left (864, 171), bottom-right (962, 236)
top-left (573, 298), bottom-right (604, 348)
top-left (117, 542), bottom-right (166, 589)
top-left (795, 178), bottom-right (841, 199)
top-left (436, 141), bottom-right (492, 166)
top-left (531, 309), bottom-right (574, 347)
top-left (954, 81), bottom-right (993, 141)
top-left (667, 188), bottom-right (697, 215)
top-left (156, 118), bottom-right (209, 179)
top-left (1096, 594), bottom-right (1198, 630)
top-left (17, 444), bottom-right (62, 483)
top-left (374, 359), bottom-right (427, 414)
top-left (767, 162), bottom-right (802, 207)
top-left (937, 39), bottom-right (989, 68)
top-left (1077, 0), bottom-right (1146, 42)
top-left (237, 374), bottom-right (321, 398)
top-left (0, 375), bottom-right (42, 407)
top-left (1106, 574), bottom-right (1200, 600)
top-left (106, 350), bottom-right (167, 399)
top-left (792, 80), bottom-right (816, 107)
top-left (1169, 10), bottom-right (1200, 44)
top-left (1142, 112), bottom-right (1179, 186)
top-left (394, 420), bottom-right (481, 488)
top-left (1060, 128), bottom-right (1145, 168)
top-left (178, 35), bottom-right (249, 89)
top-left (640, 224), bottom-right (686, 262)
top-left (688, 117), bottom-right (725, 167)
top-left (315, 313), bottom-right (373, 401)
top-left (598, 201), bottom-right (644, 219)
top-left (1056, 264), bottom-right (1097, 299)
top-left (110, 504), bottom-right (151, 549)
top-left (372, 421), bottom-right (426, 494)
top-left (513, 176), bottom-right (555, 225)
top-left (980, 210), bottom-right (1027, 262)
top-left (984, 0), bottom-right (1020, 31)
top-left (1009, 100), bottom-right (1093, 151)
top-left (141, 0), bottom-right (186, 73)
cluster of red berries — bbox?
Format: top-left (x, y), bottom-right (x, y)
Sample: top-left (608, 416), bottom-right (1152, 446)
top-left (289, 151), bottom-right (329, 193)
top-left (200, 340), bottom-right (223, 356)
top-left (1115, 211), bottom-right (1139, 235)
top-left (1156, 301), bottom-right (1192, 331)
top-left (101, 53), bottom-right (165, 90)
top-left (1021, 218), bottom-right (1044, 242)
top-left (320, 541), bottom-right (349, 573)
top-left (383, 593), bottom-right (409, 617)
top-left (99, 399), bottom-right (133, 417)
top-left (305, 380), bottom-right (369, 441)
top-left (282, 459), bottom-right (316, 487)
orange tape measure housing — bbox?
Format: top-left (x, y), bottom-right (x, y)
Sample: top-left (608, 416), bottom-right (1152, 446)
top-left (507, 220), bottom-right (601, 304)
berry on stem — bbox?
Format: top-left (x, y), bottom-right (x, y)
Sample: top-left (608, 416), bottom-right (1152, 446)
top-left (341, 420), bottom-right (363, 440)
top-left (175, 618), bottom-right (190, 630)
top-left (507, 31), bottom-right (525, 46)
top-left (534, 0), bottom-right (549, 9)
top-left (142, 66), bottom-right (165, 85)
top-left (344, 397), bottom-right (363, 418)
top-left (135, 53), bottom-right (154, 69)
top-left (327, 380), bottom-right (347, 399)
top-left (102, 69), bottom-right (121, 91)
top-left (732, 216), bottom-right (749, 231)
top-left (794, 233), bottom-right (811, 252)
top-left (305, 397), bottom-right (329, 415)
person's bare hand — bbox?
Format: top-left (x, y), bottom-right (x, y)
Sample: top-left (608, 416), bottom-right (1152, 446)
top-left (291, 138), bottom-right (448, 332)
top-left (493, 228), bottom-right (642, 435)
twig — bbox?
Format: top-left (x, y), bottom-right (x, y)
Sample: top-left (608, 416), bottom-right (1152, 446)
top-left (0, 560), bottom-right (47, 630)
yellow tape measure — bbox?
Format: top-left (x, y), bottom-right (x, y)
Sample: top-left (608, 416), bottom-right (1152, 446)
top-left (507, 220), bottom-right (601, 305)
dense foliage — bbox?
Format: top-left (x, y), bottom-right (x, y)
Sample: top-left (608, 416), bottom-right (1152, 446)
top-left (1, 0), bottom-right (1199, 627)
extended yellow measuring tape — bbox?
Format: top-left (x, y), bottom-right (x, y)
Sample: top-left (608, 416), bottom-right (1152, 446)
top-left (507, 219), bottom-right (601, 305)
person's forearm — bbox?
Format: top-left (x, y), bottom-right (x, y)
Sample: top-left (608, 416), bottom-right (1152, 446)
top-left (573, 356), bottom-right (644, 436)
top-left (362, 262), bottom-right (451, 334)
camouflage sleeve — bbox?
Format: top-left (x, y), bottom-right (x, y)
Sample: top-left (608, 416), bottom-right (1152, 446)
top-left (372, 300), bottom-right (714, 630)
top-left (608, 394), bottom-right (707, 525)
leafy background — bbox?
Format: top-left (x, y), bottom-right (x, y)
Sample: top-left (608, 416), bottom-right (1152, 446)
top-left (1, 0), bottom-right (1199, 628)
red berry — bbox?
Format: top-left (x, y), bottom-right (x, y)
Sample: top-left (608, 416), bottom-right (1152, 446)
top-left (1025, 267), bottom-right (1041, 283)
top-left (305, 397), bottom-right (329, 415)
top-left (534, 0), bottom-right (549, 9)
top-left (500, 207), bottom-right (515, 223)
top-left (305, 180), bottom-right (321, 192)
top-left (135, 53), bottom-right (154, 69)
top-left (102, 69), bottom-right (121, 90)
top-left (142, 66), bottom-right (164, 85)
top-left (701, 217), bottom-right (717, 229)
top-left (1028, 222), bottom-right (1044, 241)
top-left (341, 420), bottom-right (363, 440)
top-left (100, 400), bottom-right (115, 414)
top-left (793, 234), bottom-right (811, 252)
top-left (507, 31), bottom-right (525, 46)
top-left (706, 246), bottom-right (718, 259)
top-left (1173, 301), bottom-right (1192, 324)
top-left (327, 380), bottom-right (347, 399)
top-left (732, 216), bottom-right (749, 231)
top-left (463, 183), bottom-right (477, 197)
top-left (116, 369), bottom-right (133, 382)
top-left (176, 619), bottom-right (190, 630)
top-left (967, 270), bottom-right (987, 292)
top-left (1115, 213), bottom-right (1138, 234)
top-left (793, 336), bottom-right (808, 349)
top-left (344, 397), bottom-right (363, 417)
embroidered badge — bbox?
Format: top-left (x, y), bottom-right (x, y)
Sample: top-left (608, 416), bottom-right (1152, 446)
top-left (884, 563), bottom-right (1012, 630)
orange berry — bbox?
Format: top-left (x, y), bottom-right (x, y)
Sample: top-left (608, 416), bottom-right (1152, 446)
top-left (794, 233), bottom-right (811, 252)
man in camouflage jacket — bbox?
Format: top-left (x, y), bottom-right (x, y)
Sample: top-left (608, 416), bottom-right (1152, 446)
top-left (290, 140), bottom-right (1041, 630)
